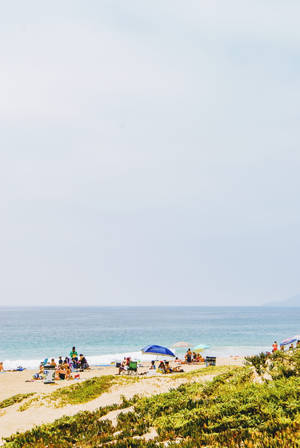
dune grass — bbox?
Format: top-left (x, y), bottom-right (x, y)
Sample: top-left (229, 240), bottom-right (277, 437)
top-left (0, 393), bottom-right (35, 410)
top-left (18, 396), bottom-right (41, 412)
top-left (172, 364), bottom-right (234, 379)
top-left (47, 375), bottom-right (116, 406)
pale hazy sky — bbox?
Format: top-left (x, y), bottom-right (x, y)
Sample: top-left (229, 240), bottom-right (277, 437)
top-left (1, 1), bottom-right (299, 306)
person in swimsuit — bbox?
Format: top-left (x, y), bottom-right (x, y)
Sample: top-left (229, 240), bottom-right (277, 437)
top-left (157, 361), bottom-right (166, 373)
top-left (185, 349), bottom-right (192, 363)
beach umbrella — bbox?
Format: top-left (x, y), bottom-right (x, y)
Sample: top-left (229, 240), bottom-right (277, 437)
top-left (279, 335), bottom-right (300, 346)
top-left (193, 344), bottom-right (209, 353)
top-left (172, 341), bottom-right (191, 348)
top-left (141, 344), bottom-right (175, 357)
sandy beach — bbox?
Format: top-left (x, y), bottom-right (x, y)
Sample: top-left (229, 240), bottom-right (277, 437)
top-left (0, 357), bottom-right (244, 444)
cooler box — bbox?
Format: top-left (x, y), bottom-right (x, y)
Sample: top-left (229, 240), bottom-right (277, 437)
top-left (205, 356), bottom-right (216, 367)
top-left (44, 365), bottom-right (56, 383)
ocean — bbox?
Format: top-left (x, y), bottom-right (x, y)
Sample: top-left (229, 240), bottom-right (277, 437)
top-left (0, 306), bottom-right (299, 369)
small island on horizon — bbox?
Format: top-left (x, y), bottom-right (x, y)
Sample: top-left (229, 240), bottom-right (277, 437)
top-left (263, 294), bottom-right (300, 307)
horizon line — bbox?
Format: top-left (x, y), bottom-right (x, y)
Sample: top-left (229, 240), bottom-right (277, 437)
top-left (0, 304), bottom-right (294, 308)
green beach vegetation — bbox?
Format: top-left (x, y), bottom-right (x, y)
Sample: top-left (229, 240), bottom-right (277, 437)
top-left (47, 375), bottom-right (116, 407)
top-left (3, 351), bottom-right (300, 447)
top-left (171, 364), bottom-right (232, 379)
top-left (18, 374), bottom-right (142, 411)
top-left (18, 396), bottom-right (41, 412)
top-left (246, 349), bottom-right (300, 378)
top-left (0, 393), bottom-right (35, 410)
top-left (17, 366), bottom-right (227, 411)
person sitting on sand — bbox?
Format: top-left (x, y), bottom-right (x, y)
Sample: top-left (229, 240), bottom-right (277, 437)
top-left (39, 362), bottom-right (44, 374)
top-left (289, 343), bottom-right (294, 350)
top-left (170, 360), bottom-right (184, 373)
top-left (64, 357), bottom-right (72, 368)
top-left (173, 365), bottom-right (184, 372)
top-left (63, 362), bottom-right (73, 380)
top-left (272, 341), bottom-right (278, 353)
top-left (196, 353), bottom-right (204, 362)
top-left (157, 361), bottom-right (166, 374)
top-left (118, 359), bottom-right (126, 375)
top-left (118, 357), bottom-right (131, 375)
top-left (55, 365), bottom-right (66, 380)
top-left (79, 354), bottom-right (89, 370)
top-left (50, 358), bottom-right (57, 368)
top-left (150, 360), bottom-right (156, 370)
top-left (192, 352), bottom-right (197, 362)
top-left (32, 373), bottom-right (43, 380)
top-left (164, 361), bottom-right (173, 373)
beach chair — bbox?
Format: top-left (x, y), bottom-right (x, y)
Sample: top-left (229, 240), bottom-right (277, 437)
top-left (126, 361), bottom-right (138, 375)
top-left (205, 356), bottom-right (216, 367)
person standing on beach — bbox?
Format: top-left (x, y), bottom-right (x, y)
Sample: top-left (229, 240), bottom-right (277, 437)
top-left (70, 346), bottom-right (78, 361)
top-left (185, 348), bottom-right (192, 363)
top-left (272, 341), bottom-right (278, 353)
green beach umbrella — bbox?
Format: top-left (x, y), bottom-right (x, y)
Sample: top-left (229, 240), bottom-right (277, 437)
top-left (193, 344), bottom-right (209, 353)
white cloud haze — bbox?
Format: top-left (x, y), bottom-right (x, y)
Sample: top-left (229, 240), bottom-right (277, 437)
top-left (0, 0), bottom-right (300, 306)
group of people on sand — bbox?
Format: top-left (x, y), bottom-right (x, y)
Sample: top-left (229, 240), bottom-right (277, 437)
top-left (36, 346), bottom-right (89, 381)
top-left (185, 348), bottom-right (204, 364)
top-left (117, 357), bottom-right (184, 375)
top-left (272, 340), bottom-right (300, 353)
top-left (155, 360), bottom-right (183, 374)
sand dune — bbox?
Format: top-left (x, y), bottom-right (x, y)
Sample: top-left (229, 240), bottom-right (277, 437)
top-left (0, 357), bottom-right (244, 444)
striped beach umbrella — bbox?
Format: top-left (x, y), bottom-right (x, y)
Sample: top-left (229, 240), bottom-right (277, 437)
top-left (280, 334), bottom-right (300, 346)
top-left (172, 341), bottom-right (191, 348)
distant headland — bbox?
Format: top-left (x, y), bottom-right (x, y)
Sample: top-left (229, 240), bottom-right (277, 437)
top-left (263, 294), bottom-right (300, 307)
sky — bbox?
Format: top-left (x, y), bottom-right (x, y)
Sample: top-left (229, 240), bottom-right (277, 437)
top-left (0, 0), bottom-right (300, 306)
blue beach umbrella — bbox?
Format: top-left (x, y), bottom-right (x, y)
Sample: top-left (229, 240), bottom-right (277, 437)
top-left (279, 334), bottom-right (300, 346)
top-left (141, 344), bottom-right (175, 357)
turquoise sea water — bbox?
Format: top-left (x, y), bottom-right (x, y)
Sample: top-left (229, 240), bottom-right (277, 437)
top-left (0, 307), bottom-right (299, 369)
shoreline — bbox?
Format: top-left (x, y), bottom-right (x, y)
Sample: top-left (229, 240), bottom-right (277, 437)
top-left (0, 346), bottom-right (269, 371)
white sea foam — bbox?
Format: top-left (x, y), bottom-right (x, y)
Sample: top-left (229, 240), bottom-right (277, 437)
top-left (2, 346), bottom-right (270, 370)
